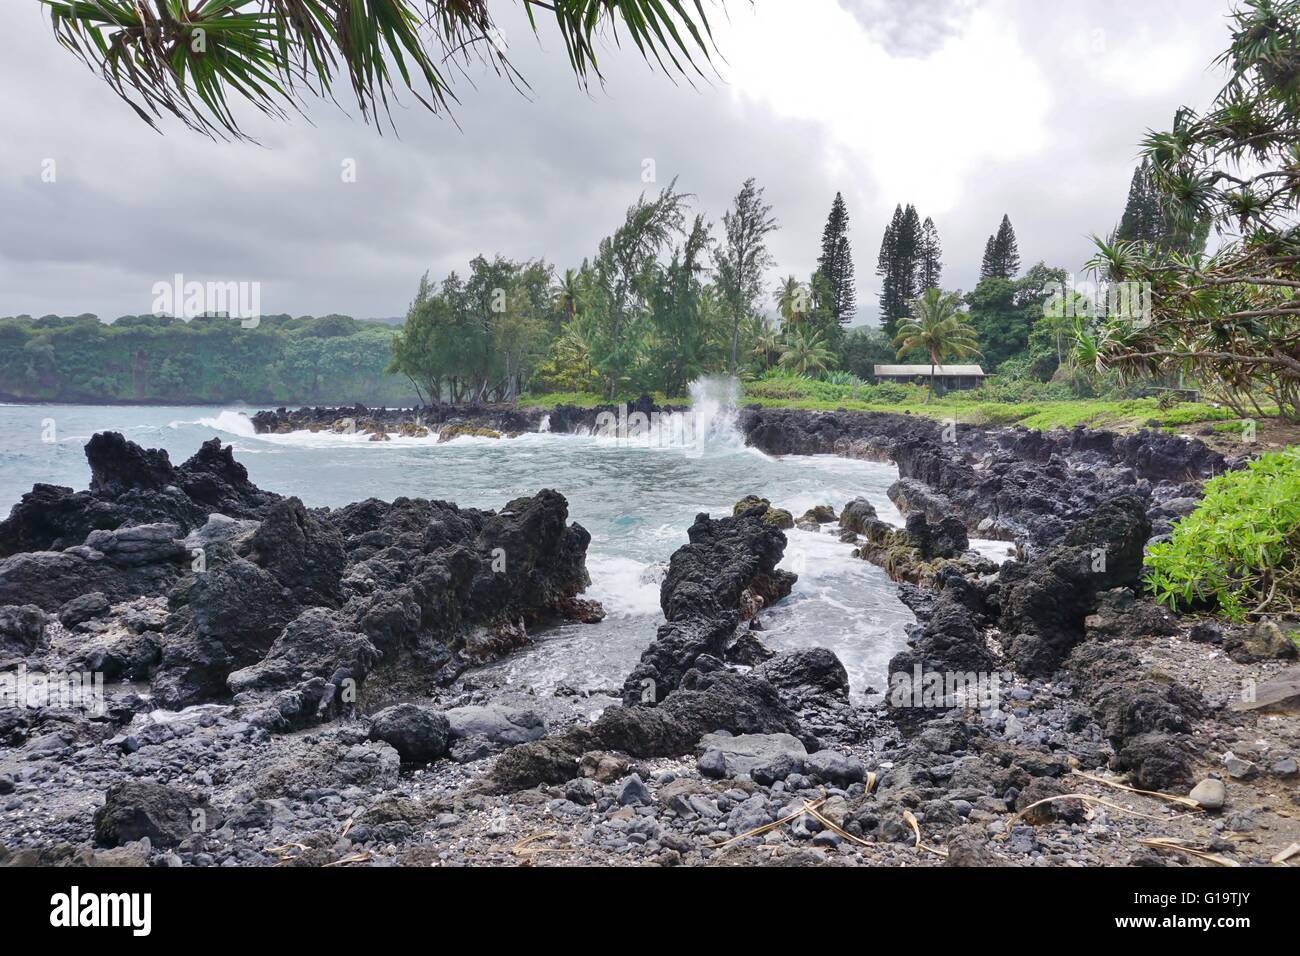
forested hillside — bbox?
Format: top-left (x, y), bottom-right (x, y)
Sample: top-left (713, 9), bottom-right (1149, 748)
top-left (0, 313), bottom-right (417, 405)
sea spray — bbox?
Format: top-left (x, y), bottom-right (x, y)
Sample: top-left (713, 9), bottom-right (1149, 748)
top-left (192, 410), bottom-right (257, 437)
top-left (591, 376), bottom-right (745, 455)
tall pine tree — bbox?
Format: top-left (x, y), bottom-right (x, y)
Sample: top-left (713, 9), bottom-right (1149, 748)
top-left (1117, 159), bottom-right (1210, 256)
top-left (919, 216), bottom-right (943, 291)
top-left (898, 205), bottom-right (922, 294)
top-left (876, 205), bottom-right (903, 335)
top-left (980, 214), bottom-right (1021, 280)
top-left (1117, 160), bottom-right (1162, 243)
top-left (816, 192), bottom-right (857, 326)
top-left (876, 204), bottom-right (924, 337)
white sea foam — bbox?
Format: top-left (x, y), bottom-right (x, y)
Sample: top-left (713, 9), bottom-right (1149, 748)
top-left (181, 410), bottom-right (257, 437)
top-left (584, 554), bottom-right (664, 617)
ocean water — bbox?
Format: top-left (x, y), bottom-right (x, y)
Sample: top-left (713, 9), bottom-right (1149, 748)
top-left (0, 390), bottom-right (989, 701)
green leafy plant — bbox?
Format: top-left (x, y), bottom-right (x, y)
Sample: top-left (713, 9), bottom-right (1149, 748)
top-left (821, 371), bottom-right (863, 387)
top-left (1146, 450), bottom-right (1300, 620)
top-left (892, 288), bottom-right (981, 404)
top-left (40, 0), bottom-right (722, 140)
top-left (777, 330), bottom-right (836, 377)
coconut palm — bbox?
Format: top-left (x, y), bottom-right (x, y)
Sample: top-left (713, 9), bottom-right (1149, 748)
top-left (774, 275), bottom-right (810, 332)
top-left (778, 330), bottom-right (837, 378)
top-left (40, 1), bottom-right (721, 141)
top-left (750, 319), bottom-right (782, 371)
top-left (555, 268), bottom-right (584, 321)
top-left (892, 288), bottom-right (981, 403)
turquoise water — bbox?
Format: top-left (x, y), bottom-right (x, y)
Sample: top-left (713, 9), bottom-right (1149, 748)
top-left (0, 400), bottom-right (921, 699)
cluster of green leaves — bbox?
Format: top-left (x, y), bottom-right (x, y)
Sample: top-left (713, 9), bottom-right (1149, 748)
top-left (388, 257), bottom-right (558, 404)
top-left (746, 370), bottom-right (914, 405)
top-left (0, 312), bottom-right (413, 405)
top-left (965, 263), bottom-right (1072, 373)
top-left (892, 288), bottom-right (981, 403)
top-left (41, 0), bottom-right (721, 141)
top-left (1146, 451), bottom-right (1300, 621)
top-left (393, 179), bottom-right (856, 401)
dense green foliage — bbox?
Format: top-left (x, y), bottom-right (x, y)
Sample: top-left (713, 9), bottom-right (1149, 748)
top-left (980, 215), bottom-right (1021, 280)
top-left (816, 193), bottom-right (857, 326)
top-left (919, 217), bottom-right (943, 292)
top-left (892, 289), bottom-right (981, 402)
top-left (389, 178), bottom-right (850, 400)
top-left (715, 178), bottom-right (780, 376)
top-left (965, 263), bottom-right (1069, 371)
top-left (1147, 451), bottom-right (1300, 620)
top-left (0, 313), bottom-right (414, 404)
top-left (1116, 158), bottom-right (1211, 255)
top-left (875, 204), bottom-right (924, 338)
top-left (389, 257), bottom-right (558, 404)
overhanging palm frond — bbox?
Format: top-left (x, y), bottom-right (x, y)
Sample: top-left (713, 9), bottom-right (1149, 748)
top-left (40, 0), bottom-right (724, 141)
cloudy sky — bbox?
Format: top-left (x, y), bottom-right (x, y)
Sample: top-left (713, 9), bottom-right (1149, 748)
top-left (0, 0), bottom-right (1236, 325)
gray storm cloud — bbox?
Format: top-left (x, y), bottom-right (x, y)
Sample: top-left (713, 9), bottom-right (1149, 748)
top-left (0, 0), bottom-right (1232, 324)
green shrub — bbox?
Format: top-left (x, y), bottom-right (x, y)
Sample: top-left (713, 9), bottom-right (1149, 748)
top-left (1146, 450), bottom-right (1300, 621)
top-left (822, 371), bottom-right (865, 387)
top-left (745, 371), bottom-right (920, 406)
top-left (970, 376), bottom-right (1075, 404)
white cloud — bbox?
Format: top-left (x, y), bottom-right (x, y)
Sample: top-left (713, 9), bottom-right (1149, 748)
top-left (0, 0), bottom-right (1239, 323)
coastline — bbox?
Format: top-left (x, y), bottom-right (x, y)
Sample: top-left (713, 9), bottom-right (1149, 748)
top-left (1, 406), bottom-right (1297, 868)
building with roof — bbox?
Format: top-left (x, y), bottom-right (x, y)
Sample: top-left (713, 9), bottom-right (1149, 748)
top-left (873, 364), bottom-right (986, 390)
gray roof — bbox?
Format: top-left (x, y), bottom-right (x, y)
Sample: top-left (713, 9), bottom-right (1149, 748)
top-left (874, 364), bottom-right (985, 377)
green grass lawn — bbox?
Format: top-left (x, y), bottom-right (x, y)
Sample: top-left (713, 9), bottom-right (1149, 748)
top-left (519, 385), bottom-right (1253, 434)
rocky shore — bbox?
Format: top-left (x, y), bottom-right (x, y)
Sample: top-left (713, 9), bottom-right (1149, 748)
top-left (249, 395), bottom-right (680, 443)
top-left (2, 408), bottom-right (1298, 869)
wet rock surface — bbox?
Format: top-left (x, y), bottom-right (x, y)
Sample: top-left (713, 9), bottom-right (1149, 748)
top-left (740, 407), bottom-right (1229, 550)
top-left (3, 412), bottom-right (1297, 868)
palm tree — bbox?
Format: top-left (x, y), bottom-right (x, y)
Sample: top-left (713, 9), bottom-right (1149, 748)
top-left (40, 1), bottom-right (721, 141)
top-left (555, 269), bottom-right (583, 321)
top-left (554, 322), bottom-right (598, 391)
top-left (750, 320), bottom-right (782, 371)
top-left (892, 288), bottom-right (981, 403)
top-left (774, 276), bottom-right (810, 332)
top-left (778, 330), bottom-right (837, 378)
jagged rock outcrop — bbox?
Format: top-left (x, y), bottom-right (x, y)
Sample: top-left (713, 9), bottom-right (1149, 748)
top-left (330, 489), bottom-right (596, 701)
top-left (886, 570), bottom-right (998, 728)
top-left (755, 648), bottom-right (851, 710)
top-left (0, 434), bottom-right (286, 611)
top-left (1064, 640), bottom-right (1207, 790)
top-left (151, 498), bottom-right (346, 708)
top-left (488, 670), bottom-right (813, 791)
top-left (994, 495), bottom-right (1151, 676)
top-left (0, 433), bottom-right (280, 559)
top-left (227, 608), bottom-right (379, 698)
top-left (623, 506), bottom-right (795, 704)
top-left (0, 433), bottom-right (598, 716)
top-left (739, 408), bottom-right (1227, 550)
top-left (0, 523), bottom-right (188, 611)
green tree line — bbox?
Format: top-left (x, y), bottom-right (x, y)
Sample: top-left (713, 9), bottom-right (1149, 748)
top-left (0, 313), bottom-right (415, 405)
